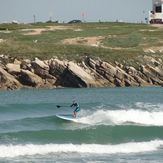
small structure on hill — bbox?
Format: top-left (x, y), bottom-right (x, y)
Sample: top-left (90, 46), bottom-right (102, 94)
top-left (149, 0), bottom-right (163, 24)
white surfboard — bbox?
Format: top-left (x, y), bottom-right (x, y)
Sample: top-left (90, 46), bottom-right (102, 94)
top-left (56, 114), bottom-right (78, 122)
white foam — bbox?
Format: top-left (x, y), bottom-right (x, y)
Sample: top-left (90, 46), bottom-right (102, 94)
top-left (0, 140), bottom-right (162, 158)
top-left (135, 102), bottom-right (163, 112)
top-left (77, 109), bottom-right (163, 126)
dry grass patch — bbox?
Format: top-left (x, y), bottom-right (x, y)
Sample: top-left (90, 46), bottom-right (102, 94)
top-left (62, 36), bottom-right (105, 47)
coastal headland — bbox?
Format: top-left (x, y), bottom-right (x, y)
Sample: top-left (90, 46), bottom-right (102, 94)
top-left (0, 22), bottom-right (163, 90)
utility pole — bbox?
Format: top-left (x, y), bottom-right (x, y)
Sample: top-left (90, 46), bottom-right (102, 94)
top-left (33, 14), bottom-right (36, 24)
top-left (81, 12), bottom-right (86, 22)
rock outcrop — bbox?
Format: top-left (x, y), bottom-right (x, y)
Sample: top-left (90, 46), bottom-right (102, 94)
top-left (0, 67), bottom-right (22, 90)
top-left (17, 70), bottom-right (44, 87)
top-left (0, 55), bottom-right (163, 90)
top-left (57, 61), bottom-right (103, 87)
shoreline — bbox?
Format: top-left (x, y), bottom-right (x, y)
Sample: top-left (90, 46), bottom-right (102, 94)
top-left (0, 55), bottom-right (163, 90)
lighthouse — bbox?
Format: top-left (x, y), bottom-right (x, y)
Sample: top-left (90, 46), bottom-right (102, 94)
top-left (149, 0), bottom-right (163, 24)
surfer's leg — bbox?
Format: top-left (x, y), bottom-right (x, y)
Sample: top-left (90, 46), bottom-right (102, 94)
top-left (73, 111), bottom-right (76, 118)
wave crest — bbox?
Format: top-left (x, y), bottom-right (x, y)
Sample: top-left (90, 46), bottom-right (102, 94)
top-left (0, 140), bottom-right (162, 158)
top-left (77, 109), bottom-right (163, 126)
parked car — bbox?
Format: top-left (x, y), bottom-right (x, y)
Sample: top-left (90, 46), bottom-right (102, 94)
top-left (68, 20), bottom-right (82, 24)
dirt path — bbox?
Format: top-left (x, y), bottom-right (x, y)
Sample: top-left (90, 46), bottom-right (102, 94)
top-left (21, 25), bottom-right (81, 35)
top-left (62, 36), bottom-right (105, 47)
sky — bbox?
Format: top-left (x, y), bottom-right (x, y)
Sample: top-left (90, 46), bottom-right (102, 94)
top-left (0, 0), bottom-right (152, 23)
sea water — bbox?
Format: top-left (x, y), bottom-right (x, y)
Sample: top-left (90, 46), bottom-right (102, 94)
top-left (0, 87), bottom-right (162, 162)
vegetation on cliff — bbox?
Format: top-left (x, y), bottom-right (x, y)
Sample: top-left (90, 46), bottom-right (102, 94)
top-left (0, 22), bottom-right (163, 67)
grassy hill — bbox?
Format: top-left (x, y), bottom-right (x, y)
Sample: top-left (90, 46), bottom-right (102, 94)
top-left (0, 22), bottom-right (163, 66)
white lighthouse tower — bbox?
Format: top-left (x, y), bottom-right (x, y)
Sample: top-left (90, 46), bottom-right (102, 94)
top-left (149, 0), bottom-right (163, 24)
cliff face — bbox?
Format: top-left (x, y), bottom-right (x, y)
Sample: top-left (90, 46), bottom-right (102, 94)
top-left (0, 55), bottom-right (163, 90)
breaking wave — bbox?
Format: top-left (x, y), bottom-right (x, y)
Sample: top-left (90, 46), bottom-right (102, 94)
top-left (77, 109), bottom-right (163, 126)
top-left (0, 140), bottom-right (162, 158)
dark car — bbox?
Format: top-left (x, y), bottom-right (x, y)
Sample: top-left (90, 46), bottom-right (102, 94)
top-left (68, 20), bottom-right (82, 24)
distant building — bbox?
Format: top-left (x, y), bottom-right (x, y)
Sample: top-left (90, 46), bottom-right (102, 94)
top-left (149, 0), bottom-right (163, 24)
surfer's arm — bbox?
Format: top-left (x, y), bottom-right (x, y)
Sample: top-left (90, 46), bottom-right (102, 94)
top-left (70, 104), bottom-right (74, 107)
top-left (70, 103), bottom-right (78, 107)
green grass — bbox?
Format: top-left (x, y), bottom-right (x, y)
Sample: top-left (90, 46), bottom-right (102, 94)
top-left (103, 32), bottom-right (143, 48)
top-left (0, 22), bottom-right (163, 65)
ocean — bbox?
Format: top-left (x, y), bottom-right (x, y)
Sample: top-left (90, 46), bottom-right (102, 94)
top-left (0, 87), bottom-right (162, 162)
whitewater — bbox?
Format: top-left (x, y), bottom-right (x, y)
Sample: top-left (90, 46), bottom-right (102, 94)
top-left (76, 109), bottom-right (163, 126)
top-left (0, 140), bottom-right (163, 158)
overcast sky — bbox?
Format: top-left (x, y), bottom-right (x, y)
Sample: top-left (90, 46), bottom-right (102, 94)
top-left (0, 0), bottom-right (152, 23)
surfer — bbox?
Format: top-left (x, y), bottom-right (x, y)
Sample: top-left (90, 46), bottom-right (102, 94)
top-left (70, 100), bottom-right (80, 118)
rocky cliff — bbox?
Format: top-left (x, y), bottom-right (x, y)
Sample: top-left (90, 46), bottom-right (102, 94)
top-left (0, 55), bottom-right (162, 90)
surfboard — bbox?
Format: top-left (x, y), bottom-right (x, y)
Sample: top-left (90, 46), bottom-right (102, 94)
top-left (56, 114), bottom-right (78, 122)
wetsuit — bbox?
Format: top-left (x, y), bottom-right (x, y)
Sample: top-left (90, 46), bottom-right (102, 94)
top-left (71, 102), bottom-right (80, 113)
